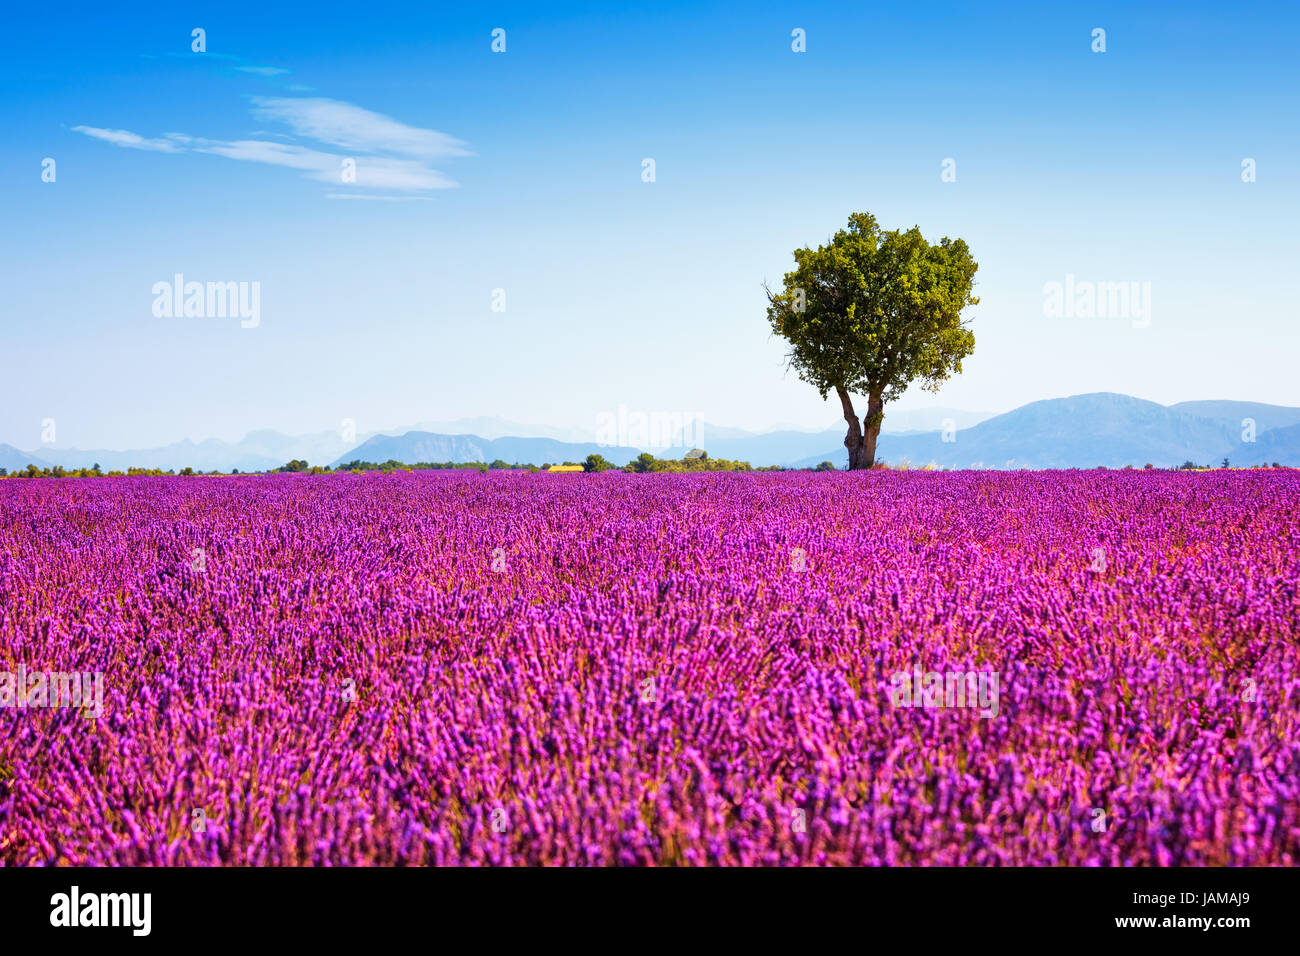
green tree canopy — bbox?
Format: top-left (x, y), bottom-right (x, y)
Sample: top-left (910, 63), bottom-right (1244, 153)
top-left (765, 213), bottom-right (978, 469)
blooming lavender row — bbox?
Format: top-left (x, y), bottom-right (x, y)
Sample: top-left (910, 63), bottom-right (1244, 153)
top-left (1, 470), bottom-right (1297, 865)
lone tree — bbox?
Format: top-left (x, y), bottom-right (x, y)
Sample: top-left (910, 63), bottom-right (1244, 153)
top-left (765, 213), bottom-right (978, 469)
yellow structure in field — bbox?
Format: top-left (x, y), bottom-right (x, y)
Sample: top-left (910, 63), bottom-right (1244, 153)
top-left (547, 464), bottom-right (585, 473)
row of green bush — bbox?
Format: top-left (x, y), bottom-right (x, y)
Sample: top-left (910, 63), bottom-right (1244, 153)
top-left (0, 454), bottom-right (846, 479)
top-left (583, 453), bottom-right (780, 473)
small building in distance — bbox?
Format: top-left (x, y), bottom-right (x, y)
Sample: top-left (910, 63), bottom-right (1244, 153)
top-left (683, 448), bottom-right (708, 461)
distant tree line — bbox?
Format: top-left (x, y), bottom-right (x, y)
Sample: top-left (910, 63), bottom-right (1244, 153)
top-left (334, 458), bottom-right (534, 474)
top-left (5, 456), bottom-right (1285, 480)
top-left (0, 463), bottom-right (183, 479)
top-left (608, 453), bottom-right (764, 473)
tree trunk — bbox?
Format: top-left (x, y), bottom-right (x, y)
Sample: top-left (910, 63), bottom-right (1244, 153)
top-left (862, 392), bottom-right (884, 467)
top-left (838, 387), bottom-right (868, 470)
top-left (837, 386), bottom-right (884, 470)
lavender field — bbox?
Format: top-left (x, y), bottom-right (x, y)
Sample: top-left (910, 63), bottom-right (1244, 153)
top-left (1, 470), bottom-right (1297, 865)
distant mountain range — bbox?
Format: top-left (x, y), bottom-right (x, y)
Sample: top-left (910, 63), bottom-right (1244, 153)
top-left (0, 418), bottom-right (606, 474)
top-left (2, 395), bottom-right (1297, 472)
top-left (331, 433), bottom-right (648, 468)
top-left (0, 408), bottom-right (995, 472)
top-left (790, 395), bottom-right (1300, 469)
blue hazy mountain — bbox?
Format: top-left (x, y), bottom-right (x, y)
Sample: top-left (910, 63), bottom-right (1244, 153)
top-left (791, 393), bottom-right (1300, 469)
top-left (646, 411), bottom-right (996, 463)
top-left (1168, 401), bottom-right (1300, 434)
top-left (8, 395), bottom-right (1299, 472)
top-left (0, 444), bottom-right (50, 472)
top-left (1226, 422), bottom-right (1300, 467)
top-left (17, 428), bottom-right (382, 473)
top-left (650, 427), bottom-right (844, 464)
top-left (16, 439), bottom-right (285, 474)
top-left (329, 432), bottom-right (647, 468)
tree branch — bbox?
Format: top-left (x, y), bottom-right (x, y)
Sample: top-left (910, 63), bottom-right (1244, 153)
top-left (836, 386), bottom-right (862, 438)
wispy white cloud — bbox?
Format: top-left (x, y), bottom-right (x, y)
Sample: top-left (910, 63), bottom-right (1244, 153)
top-left (191, 138), bottom-right (458, 190)
top-left (191, 139), bottom-right (337, 171)
top-left (236, 66), bottom-right (290, 77)
top-left (312, 159), bottom-right (456, 191)
top-left (251, 97), bottom-right (472, 160)
top-left (72, 126), bottom-right (183, 152)
top-left (72, 96), bottom-right (468, 193)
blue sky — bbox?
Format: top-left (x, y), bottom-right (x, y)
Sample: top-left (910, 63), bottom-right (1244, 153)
top-left (2, 1), bottom-right (1297, 449)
